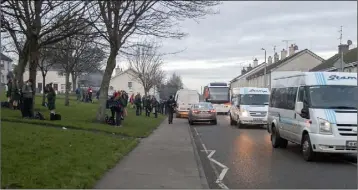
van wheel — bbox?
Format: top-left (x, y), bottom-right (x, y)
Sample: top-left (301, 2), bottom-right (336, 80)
top-left (271, 126), bottom-right (287, 148)
top-left (302, 134), bottom-right (316, 161)
top-left (189, 120), bottom-right (194, 125)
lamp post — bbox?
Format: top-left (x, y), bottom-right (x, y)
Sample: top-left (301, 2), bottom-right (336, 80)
top-left (261, 48), bottom-right (267, 87)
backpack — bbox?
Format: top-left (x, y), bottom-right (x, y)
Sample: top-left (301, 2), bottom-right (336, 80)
top-left (35, 112), bottom-right (45, 120)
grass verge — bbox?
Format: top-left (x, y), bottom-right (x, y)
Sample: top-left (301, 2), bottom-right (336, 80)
top-left (2, 96), bottom-right (166, 138)
top-left (1, 121), bottom-right (139, 189)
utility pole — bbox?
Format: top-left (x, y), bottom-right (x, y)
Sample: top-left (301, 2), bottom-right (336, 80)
top-left (338, 26), bottom-right (344, 72)
top-left (261, 48), bottom-right (267, 87)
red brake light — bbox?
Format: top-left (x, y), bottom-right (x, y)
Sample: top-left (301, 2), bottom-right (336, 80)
top-left (193, 110), bottom-right (200, 113)
top-left (210, 109), bottom-right (216, 113)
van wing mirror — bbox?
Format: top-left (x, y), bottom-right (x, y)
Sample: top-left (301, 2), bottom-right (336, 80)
top-left (295, 102), bottom-right (303, 114)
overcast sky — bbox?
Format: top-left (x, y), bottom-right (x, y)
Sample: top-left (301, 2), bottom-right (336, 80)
top-left (157, 1), bottom-right (357, 92)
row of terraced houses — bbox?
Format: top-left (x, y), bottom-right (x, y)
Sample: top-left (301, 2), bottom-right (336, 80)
top-left (229, 43), bottom-right (357, 90)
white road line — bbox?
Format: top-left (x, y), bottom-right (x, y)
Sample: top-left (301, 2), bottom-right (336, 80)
top-left (195, 129), bottom-right (229, 189)
top-left (341, 160), bottom-right (357, 166)
top-left (194, 128), bottom-right (199, 136)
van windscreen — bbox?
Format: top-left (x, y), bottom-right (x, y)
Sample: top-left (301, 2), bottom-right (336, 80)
top-left (240, 94), bottom-right (269, 105)
top-left (309, 85), bottom-right (357, 109)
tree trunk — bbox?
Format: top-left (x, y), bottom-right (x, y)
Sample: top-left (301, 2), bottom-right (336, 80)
top-left (71, 72), bottom-right (77, 92)
top-left (65, 72), bottom-right (70, 106)
top-left (96, 49), bottom-right (117, 122)
top-left (42, 75), bottom-right (46, 106)
top-left (29, 40), bottom-right (39, 112)
top-left (15, 55), bottom-right (28, 88)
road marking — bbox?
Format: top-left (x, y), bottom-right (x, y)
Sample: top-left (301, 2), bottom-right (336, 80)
top-left (194, 128), bottom-right (199, 136)
top-left (196, 130), bottom-right (229, 189)
top-left (341, 160), bottom-right (357, 166)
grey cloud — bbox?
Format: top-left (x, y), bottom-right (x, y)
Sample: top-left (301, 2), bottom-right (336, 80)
top-left (161, 1), bottom-right (357, 62)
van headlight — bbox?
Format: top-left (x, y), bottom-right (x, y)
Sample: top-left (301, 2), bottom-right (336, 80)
top-left (241, 109), bottom-right (249, 117)
top-left (318, 118), bottom-right (332, 135)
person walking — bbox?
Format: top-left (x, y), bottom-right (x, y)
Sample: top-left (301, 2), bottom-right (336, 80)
top-left (75, 87), bottom-right (81, 101)
top-left (166, 95), bottom-right (177, 124)
top-left (21, 79), bottom-right (34, 118)
top-left (134, 92), bottom-right (142, 116)
top-left (87, 86), bottom-right (93, 103)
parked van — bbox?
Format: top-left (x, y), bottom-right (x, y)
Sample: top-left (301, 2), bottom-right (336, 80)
top-left (229, 87), bottom-right (270, 128)
top-left (268, 72), bottom-right (357, 161)
top-left (175, 89), bottom-right (200, 118)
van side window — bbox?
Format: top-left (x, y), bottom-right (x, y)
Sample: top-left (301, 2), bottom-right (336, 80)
top-left (278, 88), bottom-right (287, 108)
top-left (297, 87), bottom-right (304, 102)
top-left (269, 88), bottom-right (276, 107)
top-left (287, 87), bottom-right (298, 110)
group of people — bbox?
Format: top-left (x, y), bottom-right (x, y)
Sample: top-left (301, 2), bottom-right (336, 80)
top-left (75, 87), bottom-right (98, 103)
top-left (5, 75), bottom-right (57, 119)
top-left (133, 93), bottom-right (177, 124)
top-left (107, 90), bottom-right (129, 127)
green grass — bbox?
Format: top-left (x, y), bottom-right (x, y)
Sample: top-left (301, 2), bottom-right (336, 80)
top-left (2, 95), bottom-right (166, 137)
top-left (1, 121), bottom-right (139, 189)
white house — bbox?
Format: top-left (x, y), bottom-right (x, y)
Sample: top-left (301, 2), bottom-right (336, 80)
top-left (0, 53), bottom-right (13, 84)
top-left (310, 45), bottom-right (357, 73)
top-left (109, 66), bottom-right (158, 96)
top-left (23, 66), bottom-right (78, 93)
top-left (230, 44), bottom-right (324, 89)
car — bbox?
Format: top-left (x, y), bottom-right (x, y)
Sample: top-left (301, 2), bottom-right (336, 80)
top-left (188, 102), bottom-right (217, 125)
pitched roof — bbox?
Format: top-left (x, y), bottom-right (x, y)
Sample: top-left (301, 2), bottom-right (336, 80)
top-left (0, 53), bottom-right (12, 62)
top-left (310, 47), bottom-right (358, 71)
top-left (247, 49), bottom-right (324, 80)
top-left (111, 68), bottom-right (137, 80)
top-left (230, 62), bottom-right (266, 83)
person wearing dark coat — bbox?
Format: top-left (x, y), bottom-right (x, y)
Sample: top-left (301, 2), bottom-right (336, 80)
top-left (166, 95), bottom-right (177, 124)
top-left (142, 95), bottom-right (146, 114)
top-left (46, 83), bottom-right (56, 117)
top-left (134, 92), bottom-right (142, 116)
top-left (109, 91), bottom-right (124, 127)
top-left (152, 97), bottom-right (159, 118)
top-left (21, 79), bottom-right (34, 118)
top-left (145, 96), bottom-right (152, 117)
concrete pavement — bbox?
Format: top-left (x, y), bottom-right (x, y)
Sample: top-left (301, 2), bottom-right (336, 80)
top-left (94, 118), bottom-right (208, 189)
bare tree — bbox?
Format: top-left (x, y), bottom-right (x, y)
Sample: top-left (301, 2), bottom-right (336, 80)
top-left (1, 0), bottom-right (98, 106)
top-left (89, 1), bottom-right (220, 121)
top-left (158, 72), bottom-right (183, 99)
top-left (127, 41), bottom-right (165, 95)
top-left (71, 46), bottom-right (105, 92)
top-left (38, 46), bottom-right (57, 105)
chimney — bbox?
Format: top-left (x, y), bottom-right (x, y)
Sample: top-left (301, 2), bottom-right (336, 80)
top-left (241, 68), bottom-right (247, 75)
top-left (115, 66), bottom-right (121, 75)
top-left (338, 44), bottom-right (349, 54)
top-left (274, 52), bottom-right (279, 63)
top-left (253, 58), bottom-right (258, 67)
top-left (268, 56), bottom-right (273, 64)
top-left (247, 64), bottom-right (253, 71)
top-left (281, 49), bottom-right (287, 60)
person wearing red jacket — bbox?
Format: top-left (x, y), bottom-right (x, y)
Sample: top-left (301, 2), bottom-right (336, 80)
top-left (87, 87), bottom-right (93, 103)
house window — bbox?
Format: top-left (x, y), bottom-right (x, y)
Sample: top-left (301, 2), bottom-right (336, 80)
top-left (128, 81), bottom-right (133, 89)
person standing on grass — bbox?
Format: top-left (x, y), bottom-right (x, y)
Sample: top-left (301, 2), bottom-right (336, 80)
top-left (21, 79), bottom-right (34, 118)
top-left (46, 83), bottom-right (57, 117)
top-left (110, 91), bottom-right (123, 127)
top-left (121, 90), bottom-right (129, 119)
top-left (134, 92), bottom-right (142, 116)
top-left (75, 87), bottom-right (81, 101)
top-left (152, 96), bottom-right (159, 118)
top-left (145, 95), bottom-right (152, 117)
top-left (6, 78), bottom-right (12, 103)
top-left (87, 86), bottom-right (93, 103)
top-left (11, 78), bottom-right (21, 110)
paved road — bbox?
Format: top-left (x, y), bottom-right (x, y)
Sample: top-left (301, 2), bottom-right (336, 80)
top-left (189, 115), bottom-right (357, 189)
